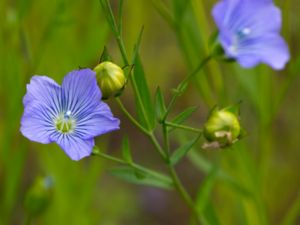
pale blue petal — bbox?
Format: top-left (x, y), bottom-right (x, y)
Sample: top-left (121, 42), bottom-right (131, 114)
top-left (57, 136), bottom-right (94, 161)
top-left (23, 76), bottom-right (61, 116)
top-left (21, 101), bottom-right (57, 144)
top-left (212, 0), bottom-right (289, 70)
top-left (61, 69), bottom-right (101, 117)
top-left (74, 102), bottom-right (120, 139)
top-left (21, 76), bottom-right (61, 144)
top-left (237, 34), bottom-right (290, 70)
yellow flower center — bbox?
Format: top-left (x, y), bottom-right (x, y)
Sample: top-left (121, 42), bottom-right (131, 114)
top-left (54, 111), bottom-right (76, 133)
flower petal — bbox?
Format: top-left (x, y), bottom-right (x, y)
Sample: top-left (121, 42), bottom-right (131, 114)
top-left (23, 76), bottom-right (61, 115)
top-left (213, 0), bottom-right (282, 34)
top-left (21, 101), bottom-right (57, 144)
top-left (57, 136), bottom-right (94, 161)
top-left (237, 34), bottom-right (290, 70)
top-left (61, 69), bottom-right (101, 116)
top-left (73, 102), bottom-right (120, 139)
top-left (21, 76), bottom-right (61, 144)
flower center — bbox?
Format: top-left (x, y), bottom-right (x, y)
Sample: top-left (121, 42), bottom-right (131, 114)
top-left (238, 27), bottom-right (251, 38)
top-left (54, 110), bottom-right (76, 133)
top-left (228, 27), bottom-right (252, 56)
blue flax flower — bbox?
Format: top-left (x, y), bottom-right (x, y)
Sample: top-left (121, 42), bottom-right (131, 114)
top-left (21, 69), bottom-right (120, 161)
top-left (212, 0), bottom-right (290, 70)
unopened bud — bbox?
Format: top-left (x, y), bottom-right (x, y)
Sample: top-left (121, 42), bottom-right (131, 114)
top-left (24, 176), bottom-right (53, 217)
top-left (203, 105), bottom-right (242, 149)
top-left (94, 61), bottom-right (126, 99)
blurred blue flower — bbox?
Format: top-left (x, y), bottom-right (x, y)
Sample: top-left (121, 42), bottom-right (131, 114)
top-left (212, 0), bottom-right (290, 70)
top-left (21, 69), bottom-right (120, 161)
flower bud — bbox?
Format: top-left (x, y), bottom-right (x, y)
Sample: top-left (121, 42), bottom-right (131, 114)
top-left (203, 106), bottom-right (241, 149)
top-left (94, 61), bottom-right (126, 99)
top-left (24, 176), bottom-right (53, 217)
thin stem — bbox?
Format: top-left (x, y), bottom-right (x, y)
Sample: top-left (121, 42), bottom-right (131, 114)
top-left (115, 97), bottom-right (150, 135)
top-left (92, 149), bottom-right (125, 164)
top-left (169, 166), bottom-right (194, 208)
top-left (164, 55), bottom-right (212, 120)
top-left (162, 123), bottom-right (171, 156)
top-left (92, 148), bottom-right (171, 183)
top-left (149, 132), bottom-right (168, 161)
top-left (165, 121), bottom-right (202, 133)
top-left (116, 35), bottom-right (129, 65)
top-left (116, 98), bottom-right (167, 161)
top-left (168, 166), bottom-right (203, 225)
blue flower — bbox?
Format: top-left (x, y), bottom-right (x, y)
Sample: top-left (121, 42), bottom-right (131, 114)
top-left (212, 0), bottom-right (290, 70)
top-left (21, 69), bottom-right (120, 161)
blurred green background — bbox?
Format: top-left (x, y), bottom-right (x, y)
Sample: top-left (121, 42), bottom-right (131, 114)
top-left (1, 0), bottom-right (300, 224)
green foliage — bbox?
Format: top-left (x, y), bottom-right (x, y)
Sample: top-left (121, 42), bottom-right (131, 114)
top-left (110, 166), bottom-right (173, 190)
top-left (170, 134), bottom-right (201, 166)
top-left (1, 0), bottom-right (300, 225)
top-left (131, 55), bottom-right (156, 130)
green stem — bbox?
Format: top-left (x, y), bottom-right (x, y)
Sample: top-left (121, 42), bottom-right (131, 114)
top-left (92, 148), bottom-right (170, 183)
top-left (115, 97), bottom-right (150, 135)
top-left (116, 97), bottom-right (167, 161)
top-left (148, 132), bottom-right (168, 161)
top-left (169, 166), bottom-right (194, 208)
top-left (168, 165), bottom-right (203, 225)
top-left (163, 55), bottom-right (212, 120)
top-left (165, 121), bottom-right (202, 133)
top-left (92, 148), bottom-right (125, 164)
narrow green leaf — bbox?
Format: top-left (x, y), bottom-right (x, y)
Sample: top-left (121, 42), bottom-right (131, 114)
top-left (99, 0), bottom-right (118, 35)
top-left (110, 166), bottom-right (173, 190)
top-left (203, 201), bottom-right (221, 225)
top-left (188, 150), bottom-right (252, 198)
top-left (195, 166), bottom-right (218, 214)
top-left (121, 136), bottom-right (132, 163)
top-left (117, 0), bottom-right (124, 34)
top-left (281, 192), bottom-right (300, 225)
top-left (155, 87), bottom-right (167, 122)
top-left (168, 106), bottom-right (198, 132)
top-left (131, 55), bottom-right (155, 130)
top-left (131, 27), bottom-right (144, 64)
top-left (170, 134), bottom-right (201, 166)
top-left (223, 101), bottom-right (242, 115)
top-left (99, 46), bottom-right (112, 63)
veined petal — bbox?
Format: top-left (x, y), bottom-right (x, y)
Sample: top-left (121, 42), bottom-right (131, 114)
top-left (237, 34), bottom-right (290, 70)
top-left (74, 102), bottom-right (120, 139)
top-left (61, 69), bottom-right (101, 116)
top-left (21, 101), bottom-right (57, 144)
top-left (214, 0), bottom-right (281, 34)
top-left (57, 136), bottom-right (94, 161)
top-left (23, 76), bottom-right (61, 115)
top-left (212, 0), bottom-right (289, 70)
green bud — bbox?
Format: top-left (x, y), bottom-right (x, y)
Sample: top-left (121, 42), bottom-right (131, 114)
top-left (94, 61), bottom-right (126, 99)
top-left (203, 106), bottom-right (241, 149)
top-left (24, 176), bottom-right (53, 217)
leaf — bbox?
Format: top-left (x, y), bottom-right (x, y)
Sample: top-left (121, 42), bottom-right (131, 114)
top-left (121, 136), bottom-right (132, 163)
top-left (109, 166), bottom-right (173, 190)
top-left (155, 87), bottom-right (167, 122)
top-left (195, 166), bottom-right (218, 214)
top-left (170, 134), bottom-right (201, 166)
top-left (168, 106), bottom-right (198, 132)
top-left (131, 27), bottom-right (144, 64)
top-left (203, 201), bottom-right (221, 225)
top-left (223, 101), bottom-right (242, 116)
top-left (99, 0), bottom-right (118, 35)
top-left (131, 55), bottom-right (155, 130)
top-left (99, 46), bottom-right (112, 63)
top-left (188, 150), bottom-right (252, 198)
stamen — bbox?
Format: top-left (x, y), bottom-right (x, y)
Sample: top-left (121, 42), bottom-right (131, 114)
top-left (241, 28), bottom-right (251, 35)
top-left (54, 111), bottom-right (76, 133)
